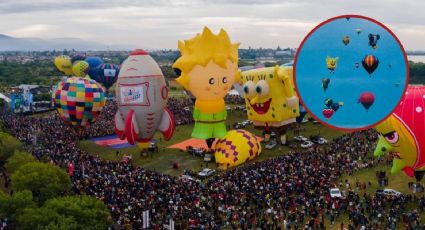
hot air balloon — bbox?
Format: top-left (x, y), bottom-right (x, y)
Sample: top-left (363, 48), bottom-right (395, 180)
top-left (71, 54), bottom-right (86, 64)
top-left (214, 129), bottom-right (261, 169)
top-left (322, 78), bottom-right (330, 91)
top-left (324, 98), bottom-right (333, 108)
top-left (324, 98), bottom-right (343, 112)
top-left (368, 33), bottom-right (380, 49)
top-left (326, 56), bottom-right (339, 73)
top-left (330, 102), bottom-right (344, 112)
top-left (355, 62), bottom-right (360, 69)
top-left (54, 55), bottom-right (73, 76)
top-left (358, 92), bottom-right (375, 111)
top-left (356, 28), bottom-right (362, 35)
top-left (72, 61), bottom-right (90, 77)
top-left (53, 77), bottom-right (106, 127)
top-left (95, 64), bottom-right (120, 90)
top-left (85, 57), bottom-right (103, 79)
top-left (342, 35), bottom-right (350, 45)
top-left (374, 86), bottom-right (425, 180)
top-left (362, 55), bottom-right (379, 76)
top-left (322, 108), bottom-right (334, 120)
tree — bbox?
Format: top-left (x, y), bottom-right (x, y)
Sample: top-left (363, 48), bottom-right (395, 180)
top-left (0, 190), bottom-right (36, 222)
top-left (5, 150), bottom-right (37, 173)
top-left (11, 162), bottom-right (71, 204)
top-left (17, 196), bottom-right (112, 230)
top-left (0, 132), bottom-right (22, 165)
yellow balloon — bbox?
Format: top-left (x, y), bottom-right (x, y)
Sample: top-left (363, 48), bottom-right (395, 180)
top-left (214, 129), bottom-right (261, 169)
top-left (54, 55), bottom-right (73, 76)
top-left (72, 61), bottom-right (90, 77)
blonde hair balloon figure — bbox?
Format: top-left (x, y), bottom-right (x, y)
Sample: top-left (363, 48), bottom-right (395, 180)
top-left (173, 27), bottom-right (239, 149)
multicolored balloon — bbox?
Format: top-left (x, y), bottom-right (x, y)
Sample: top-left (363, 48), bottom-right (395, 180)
top-left (368, 33), bottom-right (380, 49)
top-left (358, 92), bottom-right (375, 111)
top-left (374, 86), bottom-right (425, 180)
top-left (362, 55), bottom-right (379, 75)
top-left (53, 77), bottom-right (106, 127)
top-left (72, 61), bottom-right (90, 77)
top-left (54, 55), bottom-right (73, 76)
top-left (214, 129), bottom-right (261, 169)
top-left (95, 64), bottom-right (120, 89)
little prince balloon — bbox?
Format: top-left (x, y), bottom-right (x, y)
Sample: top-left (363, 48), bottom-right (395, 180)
top-left (173, 27), bottom-right (239, 145)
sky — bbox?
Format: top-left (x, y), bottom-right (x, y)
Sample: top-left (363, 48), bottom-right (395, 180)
top-left (1, 0), bottom-right (425, 50)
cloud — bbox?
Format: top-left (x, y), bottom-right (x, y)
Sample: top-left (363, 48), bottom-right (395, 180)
top-left (0, 0), bottom-right (424, 49)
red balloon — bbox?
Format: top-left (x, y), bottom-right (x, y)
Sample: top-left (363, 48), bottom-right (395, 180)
top-left (359, 92), bottom-right (375, 110)
top-left (323, 108), bottom-right (334, 120)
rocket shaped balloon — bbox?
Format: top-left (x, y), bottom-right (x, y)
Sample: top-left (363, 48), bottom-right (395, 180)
top-left (114, 49), bottom-right (175, 145)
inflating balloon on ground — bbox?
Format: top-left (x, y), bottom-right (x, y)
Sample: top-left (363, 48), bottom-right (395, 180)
top-left (238, 66), bottom-right (299, 144)
top-left (214, 129), bottom-right (261, 169)
top-left (115, 49), bottom-right (175, 146)
top-left (172, 27), bottom-right (239, 146)
top-left (53, 77), bottom-right (106, 127)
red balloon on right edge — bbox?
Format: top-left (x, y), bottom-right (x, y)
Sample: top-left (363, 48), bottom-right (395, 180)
top-left (359, 92), bottom-right (375, 111)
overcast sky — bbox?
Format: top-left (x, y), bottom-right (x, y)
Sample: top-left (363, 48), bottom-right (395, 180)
top-left (1, 0), bottom-right (425, 50)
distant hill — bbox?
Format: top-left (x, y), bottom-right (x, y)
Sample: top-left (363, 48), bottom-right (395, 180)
top-left (0, 34), bottom-right (132, 51)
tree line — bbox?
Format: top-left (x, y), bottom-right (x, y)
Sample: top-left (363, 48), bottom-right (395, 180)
top-left (0, 60), bottom-right (424, 88)
top-left (0, 130), bottom-right (112, 229)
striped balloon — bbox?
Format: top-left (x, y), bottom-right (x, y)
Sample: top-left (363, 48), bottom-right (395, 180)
top-left (53, 77), bottom-right (106, 127)
top-left (362, 55), bottom-right (379, 75)
top-left (94, 63), bottom-right (120, 90)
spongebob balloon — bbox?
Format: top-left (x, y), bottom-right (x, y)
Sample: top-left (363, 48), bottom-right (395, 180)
top-left (326, 56), bottom-right (339, 73)
top-left (173, 27), bottom-right (239, 148)
top-left (374, 86), bottom-right (425, 180)
top-left (238, 66), bottom-right (299, 144)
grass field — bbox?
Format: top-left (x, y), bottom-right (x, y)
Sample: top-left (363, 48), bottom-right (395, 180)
top-left (79, 108), bottom-right (345, 176)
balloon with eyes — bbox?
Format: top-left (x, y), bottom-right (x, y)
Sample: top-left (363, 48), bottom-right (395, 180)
top-left (237, 66), bottom-right (299, 144)
top-left (374, 86), bottom-right (425, 181)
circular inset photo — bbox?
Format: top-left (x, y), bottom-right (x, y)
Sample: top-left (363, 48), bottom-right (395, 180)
top-left (294, 15), bottom-right (409, 131)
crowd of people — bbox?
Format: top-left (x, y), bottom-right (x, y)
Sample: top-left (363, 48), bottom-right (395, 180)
top-left (1, 98), bottom-right (424, 229)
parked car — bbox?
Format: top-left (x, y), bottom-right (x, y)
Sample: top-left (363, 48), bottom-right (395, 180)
top-left (330, 188), bottom-right (343, 198)
top-left (294, 135), bottom-right (308, 142)
top-left (265, 139), bottom-right (277, 150)
top-left (198, 168), bottom-right (216, 178)
top-left (301, 141), bottom-right (314, 148)
top-left (317, 137), bottom-right (328, 144)
top-left (382, 188), bottom-right (402, 197)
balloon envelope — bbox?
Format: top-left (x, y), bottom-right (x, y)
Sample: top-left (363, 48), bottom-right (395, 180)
top-left (71, 54), bottom-right (86, 63)
top-left (54, 55), bottom-right (73, 76)
top-left (95, 63), bottom-right (120, 89)
top-left (53, 77), bottom-right (106, 127)
top-left (85, 57), bottom-right (103, 78)
top-left (359, 92), bottom-right (375, 110)
top-left (72, 61), bottom-right (90, 77)
top-left (362, 55), bottom-right (379, 75)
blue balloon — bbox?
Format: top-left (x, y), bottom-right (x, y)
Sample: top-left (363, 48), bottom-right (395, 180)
top-left (85, 57), bottom-right (103, 79)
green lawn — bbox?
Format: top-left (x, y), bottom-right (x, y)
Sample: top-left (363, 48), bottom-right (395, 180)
top-left (78, 108), bottom-right (345, 176)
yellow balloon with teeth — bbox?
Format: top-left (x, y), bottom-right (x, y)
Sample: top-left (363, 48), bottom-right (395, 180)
top-left (238, 66), bottom-right (299, 127)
